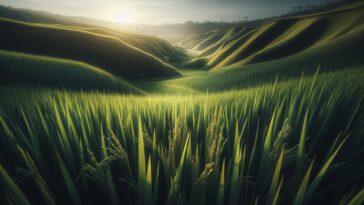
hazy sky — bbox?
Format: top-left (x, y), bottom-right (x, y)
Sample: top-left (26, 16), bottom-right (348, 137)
top-left (0, 0), bottom-right (318, 24)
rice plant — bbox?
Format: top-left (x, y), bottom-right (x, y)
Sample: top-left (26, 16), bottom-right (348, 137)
top-left (0, 68), bottom-right (363, 204)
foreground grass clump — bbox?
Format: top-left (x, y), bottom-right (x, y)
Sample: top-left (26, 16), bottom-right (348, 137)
top-left (0, 69), bottom-right (364, 205)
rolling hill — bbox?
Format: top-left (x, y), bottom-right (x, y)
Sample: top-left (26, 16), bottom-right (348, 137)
top-left (138, 2), bottom-right (364, 93)
top-left (0, 18), bottom-right (181, 80)
top-left (1, 1), bottom-right (363, 93)
top-left (0, 5), bottom-right (188, 64)
top-left (0, 5), bottom-right (76, 25)
top-left (0, 49), bottom-right (143, 93)
top-left (1, 2), bottom-right (364, 205)
top-left (179, 1), bottom-right (364, 70)
top-left (0, 19), bottom-right (185, 79)
top-left (72, 27), bottom-right (187, 63)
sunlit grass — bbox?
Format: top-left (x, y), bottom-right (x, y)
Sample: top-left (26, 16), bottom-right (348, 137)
top-left (0, 68), bottom-right (363, 204)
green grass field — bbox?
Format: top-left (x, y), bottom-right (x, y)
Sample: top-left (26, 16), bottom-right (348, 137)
top-left (1, 1), bottom-right (364, 205)
top-left (1, 68), bottom-right (364, 204)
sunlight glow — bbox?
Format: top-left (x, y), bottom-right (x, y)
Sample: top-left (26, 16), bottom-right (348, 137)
top-left (114, 12), bottom-right (130, 23)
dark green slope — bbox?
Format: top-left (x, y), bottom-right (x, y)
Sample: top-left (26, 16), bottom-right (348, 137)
top-left (0, 5), bottom-right (188, 64)
top-left (0, 50), bottom-right (143, 93)
top-left (75, 27), bottom-right (187, 63)
top-left (213, 2), bottom-right (364, 69)
top-left (0, 18), bottom-right (181, 80)
top-left (0, 5), bottom-right (71, 25)
top-left (141, 2), bottom-right (364, 93)
top-left (177, 2), bottom-right (364, 71)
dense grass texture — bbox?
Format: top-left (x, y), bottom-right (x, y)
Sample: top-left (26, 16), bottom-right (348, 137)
top-left (137, 66), bottom-right (364, 95)
top-left (0, 68), bottom-right (363, 205)
top-left (0, 50), bottom-right (143, 93)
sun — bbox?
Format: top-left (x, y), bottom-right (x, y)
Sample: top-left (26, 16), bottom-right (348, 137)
top-left (114, 12), bottom-right (130, 24)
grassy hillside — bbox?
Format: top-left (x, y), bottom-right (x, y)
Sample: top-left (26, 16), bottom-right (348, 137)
top-left (1, 68), bottom-right (363, 204)
top-left (180, 27), bottom-right (256, 69)
top-left (0, 2), bottom-right (363, 205)
top-left (215, 2), bottom-right (364, 68)
top-left (0, 5), bottom-right (75, 25)
top-left (137, 65), bottom-right (364, 96)
top-left (179, 2), bottom-right (364, 70)
top-left (0, 6), bottom-right (188, 64)
top-left (0, 50), bottom-right (143, 93)
top-left (0, 18), bottom-right (182, 80)
top-left (74, 27), bottom-right (187, 63)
